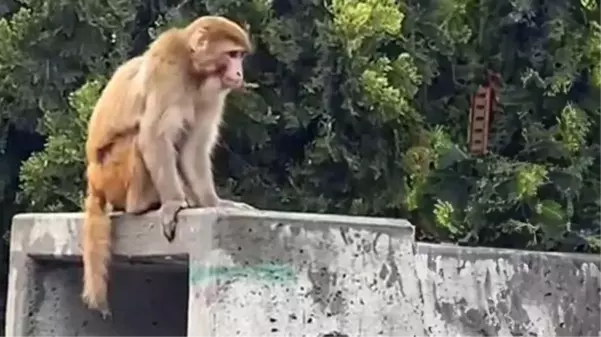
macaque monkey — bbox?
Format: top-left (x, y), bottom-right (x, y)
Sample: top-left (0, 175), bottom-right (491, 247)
top-left (82, 15), bottom-right (255, 316)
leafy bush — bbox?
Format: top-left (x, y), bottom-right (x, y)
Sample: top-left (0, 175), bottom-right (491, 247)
top-left (3, 0), bottom-right (598, 253)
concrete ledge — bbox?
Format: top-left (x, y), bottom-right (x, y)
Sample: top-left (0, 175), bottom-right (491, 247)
top-left (5, 209), bottom-right (416, 336)
top-left (415, 242), bottom-right (601, 336)
top-left (9, 208), bottom-right (413, 258)
top-left (4, 209), bottom-right (600, 336)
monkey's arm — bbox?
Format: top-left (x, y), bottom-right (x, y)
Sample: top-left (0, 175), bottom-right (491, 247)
top-left (179, 127), bottom-right (220, 208)
top-left (137, 100), bottom-right (188, 203)
top-left (137, 91), bottom-right (190, 239)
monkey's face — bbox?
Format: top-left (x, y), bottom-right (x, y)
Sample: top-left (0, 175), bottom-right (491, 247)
top-left (218, 49), bottom-right (246, 89)
top-left (193, 40), bottom-right (248, 95)
top-left (210, 40), bottom-right (247, 90)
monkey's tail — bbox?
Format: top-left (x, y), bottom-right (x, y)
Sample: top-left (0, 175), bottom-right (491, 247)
top-left (82, 176), bottom-right (112, 317)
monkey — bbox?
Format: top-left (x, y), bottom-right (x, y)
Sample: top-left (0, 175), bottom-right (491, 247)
top-left (81, 15), bottom-right (255, 316)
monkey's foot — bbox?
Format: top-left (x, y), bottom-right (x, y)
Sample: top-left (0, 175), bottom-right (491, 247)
top-left (218, 199), bottom-right (256, 210)
top-left (83, 298), bottom-right (111, 320)
top-left (99, 307), bottom-right (112, 320)
top-left (159, 200), bottom-right (187, 242)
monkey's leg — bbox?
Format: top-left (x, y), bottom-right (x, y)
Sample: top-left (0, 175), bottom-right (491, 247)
top-left (137, 112), bottom-right (188, 242)
top-left (125, 149), bottom-right (161, 215)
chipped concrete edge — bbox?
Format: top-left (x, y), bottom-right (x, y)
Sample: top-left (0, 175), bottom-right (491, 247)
top-left (416, 242), bottom-right (601, 266)
top-left (10, 210), bottom-right (219, 257)
top-left (12, 209), bottom-right (598, 268)
top-left (213, 208), bottom-right (415, 233)
top-left (10, 208), bottom-right (414, 258)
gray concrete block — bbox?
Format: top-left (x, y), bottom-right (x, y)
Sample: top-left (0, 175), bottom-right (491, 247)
top-left (5, 208), bottom-right (417, 336)
top-left (4, 208), bottom-right (600, 336)
top-left (415, 243), bottom-right (601, 337)
top-left (186, 210), bottom-right (419, 336)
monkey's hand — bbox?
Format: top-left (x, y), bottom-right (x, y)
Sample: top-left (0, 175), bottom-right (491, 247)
top-left (217, 198), bottom-right (256, 210)
top-left (159, 200), bottom-right (188, 242)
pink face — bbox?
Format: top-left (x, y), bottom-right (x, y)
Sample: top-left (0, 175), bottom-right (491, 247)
top-left (219, 50), bottom-right (246, 89)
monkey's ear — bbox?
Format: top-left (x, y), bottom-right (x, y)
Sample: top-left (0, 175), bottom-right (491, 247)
top-left (188, 27), bottom-right (209, 53)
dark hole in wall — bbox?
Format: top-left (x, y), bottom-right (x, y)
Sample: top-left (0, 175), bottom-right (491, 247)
top-left (27, 260), bottom-right (188, 336)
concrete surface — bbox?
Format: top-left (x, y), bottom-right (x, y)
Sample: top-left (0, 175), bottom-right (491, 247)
top-left (4, 208), bottom-right (601, 336)
top-left (415, 243), bottom-right (600, 336)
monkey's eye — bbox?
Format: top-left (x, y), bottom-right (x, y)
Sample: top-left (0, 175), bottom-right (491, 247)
top-left (226, 50), bottom-right (244, 58)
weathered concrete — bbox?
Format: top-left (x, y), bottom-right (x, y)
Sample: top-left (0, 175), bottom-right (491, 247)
top-left (415, 243), bottom-right (601, 336)
top-left (4, 208), bottom-right (600, 336)
top-left (186, 210), bottom-right (420, 336)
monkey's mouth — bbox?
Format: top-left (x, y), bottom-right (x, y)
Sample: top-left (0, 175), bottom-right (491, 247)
top-left (231, 82), bottom-right (258, 93)
top-left (222, 77), bottom-right (244, 89)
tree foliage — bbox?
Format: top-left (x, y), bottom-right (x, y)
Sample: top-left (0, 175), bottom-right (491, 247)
top-left (1, 0), bottom-right (599, 254)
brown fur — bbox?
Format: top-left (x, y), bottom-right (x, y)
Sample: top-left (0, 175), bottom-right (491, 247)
top-left (82, 15), bottom-right (254, 316)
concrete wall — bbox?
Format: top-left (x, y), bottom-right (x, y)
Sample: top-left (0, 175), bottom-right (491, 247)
top-left (4, 208), bottom-right (600, 336)
top-left (415, 243), bottom-right (600, 336)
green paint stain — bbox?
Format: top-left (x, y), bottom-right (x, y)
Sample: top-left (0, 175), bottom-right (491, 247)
top-left (189, 263), bottom-right (297, 286)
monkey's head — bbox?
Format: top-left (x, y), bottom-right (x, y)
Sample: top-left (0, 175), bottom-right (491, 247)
top-left (185, 16), bottom-right (253, 93)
